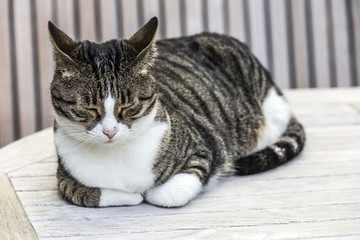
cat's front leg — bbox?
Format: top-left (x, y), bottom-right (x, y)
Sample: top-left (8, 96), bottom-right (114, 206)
top-left (57, 161), bottom-right (102, 207)
top-left (99, 189), bottom-right (143, 207)
top-left (145, 173), bottom-right (203, 207)
top-left (58, 177), bottom-right (143, 207)
top-left (58, 173), bottom-right (101, 207)
top-left (57, 162), bottom-right (143, 207)
top-left (145, 153), bottom-right (211, 207)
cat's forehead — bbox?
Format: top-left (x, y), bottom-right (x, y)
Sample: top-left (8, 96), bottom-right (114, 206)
top-left (80, 40), bottom-right (137, 71)
top-left (54, 39), bottom-right (152, 102)
top-left (83, 40), bottom-right (121, 62)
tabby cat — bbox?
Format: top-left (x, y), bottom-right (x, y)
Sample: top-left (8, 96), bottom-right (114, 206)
top-left (49, 17), bottom-right (305, 208)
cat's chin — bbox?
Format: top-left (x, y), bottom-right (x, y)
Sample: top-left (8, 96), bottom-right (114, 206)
top-left (103, 140), bottom-right (118, 146)
top-left (99, 136), bottom-right (130, 147)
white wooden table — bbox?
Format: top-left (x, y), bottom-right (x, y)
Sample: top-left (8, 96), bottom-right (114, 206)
top-left (1, 88), bottom-right (360, 239)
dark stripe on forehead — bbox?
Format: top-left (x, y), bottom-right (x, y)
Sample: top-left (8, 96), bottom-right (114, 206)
top-left (126, 89), bottom-right (131, 102)
top-left (110, 75), bottom-right (119, 98)
top-left (120, 90), bottom-right (126, 105)
top-left (83, 40), bottom-right (122, 70)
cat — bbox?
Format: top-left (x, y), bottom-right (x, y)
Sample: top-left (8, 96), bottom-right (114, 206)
top-left (49, 17), bottom-right (305, 208)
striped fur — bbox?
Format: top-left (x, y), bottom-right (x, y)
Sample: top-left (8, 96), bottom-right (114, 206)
top-left (49, 17), bottom-right (305, 208)
top-left (235, 117), bottom-right (305, 175)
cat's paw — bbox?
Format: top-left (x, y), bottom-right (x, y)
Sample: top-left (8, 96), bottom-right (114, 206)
top-left (99, 188), bottom-right (143, 207)
top-left (145, 173), bottom-right (202, 207)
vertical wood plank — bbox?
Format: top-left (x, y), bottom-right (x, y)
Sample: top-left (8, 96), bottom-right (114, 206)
top-left (121, 0), bottom-right (139, 38)
top-left (100, 0), bottom-right (118, 41)
top-left (142, 0), bottom-right (162, 39)
top-left (350, 0), bottom-right (360, 85)
top-left (56, 0), bottom-right (76, 40)
top-left (163, 0), bottom-right (182, 38)
top-left (0, 173), bottom-right (38, 239)
top-left (79, 0), bottom-right (96, 41)
top-left (0, 0), bottom-right (15, 147)
top-left (35, 0), bottom-right (54, 129)
top-left (331, 0), bottom-right (351, 87)
top-left (14, 0), bottom-right (37, 137)
top-left (207, 0), bottom-right (225, 34)
top-left (248, 0), bottom-right (268, 69)
top-left (311, 0), bottom-right (331, 88)
top-left (227, 0), bottom-right (247, 42)
top-left (137, 0), bottom-right (145, 27)
top-left (184, 0), bottom-right (203, 36)
top-left (291, 0), bottom-right (310, 88)
top-left (269, 0), bottom-right (290, 89)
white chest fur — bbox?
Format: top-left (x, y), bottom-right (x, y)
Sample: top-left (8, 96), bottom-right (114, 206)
top-left (55, 119), bottom-right (167, 194)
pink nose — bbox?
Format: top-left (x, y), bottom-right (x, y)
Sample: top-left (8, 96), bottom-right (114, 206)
top-left (102, 127), bottom-right (118, 139)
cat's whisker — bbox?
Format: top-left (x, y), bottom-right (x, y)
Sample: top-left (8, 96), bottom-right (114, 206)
top-left (58, 137), bottom-right (95, 154)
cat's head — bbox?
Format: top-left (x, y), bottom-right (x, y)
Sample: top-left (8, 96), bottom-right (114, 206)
top-left (49, 17), bottom-right (159, 146)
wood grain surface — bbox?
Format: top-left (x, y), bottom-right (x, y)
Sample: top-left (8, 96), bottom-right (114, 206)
top-left (0, 88), bottom-right (360, 239)
top-left (0, 173), bottom-right (38, 240)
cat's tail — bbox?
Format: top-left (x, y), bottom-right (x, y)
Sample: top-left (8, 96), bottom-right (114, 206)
top-left (234, 117), bottom-right (305, 175)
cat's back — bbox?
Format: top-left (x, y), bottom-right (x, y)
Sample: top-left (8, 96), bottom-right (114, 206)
top-left (155, 32), bottom-right (248, 72)
top-left (156, 32), bottom-right (245, 56)
top-left (154, 32), bottom-right (270, 99)
top-left (153, 33), bottom-right (271, 115)
top-left (152, 33), bottom-right (271, 159)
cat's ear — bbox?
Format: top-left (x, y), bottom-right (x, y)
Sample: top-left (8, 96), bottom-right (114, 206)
top-left (126, 17), bottom-right (158, 54)
top-left (48, 21), bottom-right (80, 62)
top-left (126, 17), bottom-right (158, 74)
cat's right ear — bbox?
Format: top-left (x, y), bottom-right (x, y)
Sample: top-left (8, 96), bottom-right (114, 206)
top-left (48, 21), bottom-right (80, 62)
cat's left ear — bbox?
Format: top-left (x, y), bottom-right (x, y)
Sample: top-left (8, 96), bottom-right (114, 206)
top-left (126, 17), bottom-right (158, 54)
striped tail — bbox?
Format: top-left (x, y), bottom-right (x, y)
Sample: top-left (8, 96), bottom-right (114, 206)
top-left (235, 117), bottom-right (305, 175)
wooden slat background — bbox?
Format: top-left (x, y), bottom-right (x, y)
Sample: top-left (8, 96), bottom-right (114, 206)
top-left (0, 0), bottom-right (360, 147)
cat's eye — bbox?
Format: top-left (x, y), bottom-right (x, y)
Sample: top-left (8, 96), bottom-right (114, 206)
top-left (88, 108), bottom-right (101, 120)
top-left (117, 105), bottom-right (130, 120)
top-left (118, 104), bottom-right (143, 120)
top-left (118, 109), bottom-right (124, 120)
top-left (126, 104), bottom-right (143, 117)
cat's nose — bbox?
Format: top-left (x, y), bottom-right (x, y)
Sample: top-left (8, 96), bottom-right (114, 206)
top-left (102, 126), bottom-right (118, 139)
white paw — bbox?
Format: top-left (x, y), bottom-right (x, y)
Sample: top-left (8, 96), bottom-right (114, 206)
top-left (145, 173), bottom-right (202, 207)
top-left (99, 188), bottom-right (143, 207)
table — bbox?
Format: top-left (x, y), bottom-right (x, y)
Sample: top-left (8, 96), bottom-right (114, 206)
top-left (1, 88), bottom-right (360, 239)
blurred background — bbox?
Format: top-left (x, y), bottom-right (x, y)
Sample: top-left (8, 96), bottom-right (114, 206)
top-left (0, 0), bottom-right (359, 147)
